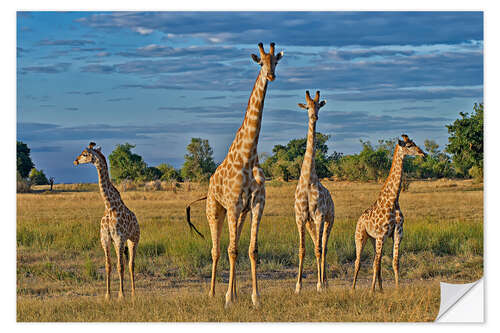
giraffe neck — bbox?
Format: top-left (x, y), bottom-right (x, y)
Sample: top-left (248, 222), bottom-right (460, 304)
top-left (377, 145), bottom-right (404, 207)
top-left (93, 154), bottom-right (121, 210)
top-left (300, 117), bottom-right (317, 182)
top-left (234, 69), bottom-right (268, 161)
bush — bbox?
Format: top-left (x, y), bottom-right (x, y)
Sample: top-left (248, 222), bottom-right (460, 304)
top-left (29, 168), bottom-right (49, 185)
top-left (17, 171), bottom-right (31, 193)
top-left (157, 163), bottom-right (182, 181)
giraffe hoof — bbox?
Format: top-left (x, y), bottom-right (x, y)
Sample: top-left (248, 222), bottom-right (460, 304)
top-left (295, 283), bottom-right (302, 294)
top-left (225, 292), bottom-right (234, 309)
top-left (316, 283), bottom-right (323, 292)
top-left (208, 291), bottom-right (215, 298)
top-left (118, 293), bottom-right (124, 300)
top-left (252, 293), bottom-right (260, 308)
top-left (105, 294), bottom-right (111, 301)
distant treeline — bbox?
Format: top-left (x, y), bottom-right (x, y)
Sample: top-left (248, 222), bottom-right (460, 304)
top-left (17, 103), bottom-right (483, 190)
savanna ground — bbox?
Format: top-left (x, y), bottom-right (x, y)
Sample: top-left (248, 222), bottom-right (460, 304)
top-left (16, 179), bottom-right (483, 322)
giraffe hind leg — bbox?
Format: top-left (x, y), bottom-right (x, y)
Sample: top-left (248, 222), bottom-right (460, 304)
top-left (393, 227), bottom-right (403, 288)
top-left (206, 195), bottom-right (225, 298)
top-left (352, 226), bottom-right (368, 290)
top-left (371, 238), bottom-right (384, 293)
top-left (113, 240), bottom-right (126, 299)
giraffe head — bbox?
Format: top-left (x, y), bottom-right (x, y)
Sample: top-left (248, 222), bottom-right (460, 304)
top-left (298, 90), bottom-right (326, 121)
top-left (398, 134), bottom-right (427, 157)
top-left (251, 42), bottom-right (284, 82)
top-left (74, 142), bottom-right (103, 166)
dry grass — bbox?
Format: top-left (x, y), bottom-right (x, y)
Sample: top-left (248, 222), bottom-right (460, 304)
top-left (17, 179), bottom-right (482, 322)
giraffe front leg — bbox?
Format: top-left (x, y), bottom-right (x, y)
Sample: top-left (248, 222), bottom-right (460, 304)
top-left (393, 226), bottom-right (403, 288)
top-left (114, 241), bottom-right (126, 300)
top-left (313, 219), bottom-right (324, 292)
top-left (295, 215), bottom-right (306, 294)
top-left (127, 239), bottom-right (137, 297)
top-left (320, 218), bottom-right (333, 289)
top-left (249, 197), bottom-right (264, 308)
top-left (371, 238), bottom-right (384, 293)
top-left (100, 225), bottom-right (111, 300)
top-left (225, 209), bottom-right (239, 308)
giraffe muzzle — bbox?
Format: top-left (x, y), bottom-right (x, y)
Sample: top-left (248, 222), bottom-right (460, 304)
top-left (73, 160), bottom-right (79, 166)
top-left (267, 74), bottom-right (276, 81)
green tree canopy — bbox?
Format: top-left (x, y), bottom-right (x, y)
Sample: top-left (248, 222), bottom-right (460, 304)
top-left (29, 168), bottom-right (49, 185)
top-left (141, 166), bottom-right (163, 181)
top-left (445, 103), bottom-right (483, 178)
top-left (108, 143), bottom-right (147, 182)
top-left (17, 141), bottom-right (34, 178)
top-left (262, 132), bottom-right (339, 180)
top-left (157, 163), bottom-right (182, 181)
top-left (181, 138), bottom-right (217, 182)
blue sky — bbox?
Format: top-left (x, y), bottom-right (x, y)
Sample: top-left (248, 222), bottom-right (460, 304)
top-left (17, 11), bottom-right (483, 183)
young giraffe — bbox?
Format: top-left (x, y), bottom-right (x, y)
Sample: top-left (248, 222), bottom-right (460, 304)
top-left (186, 42), bottom-right (283, 308)
top-left (74, 142), bottom-right (140, 300)
top-left (295, 91), bottom-right (335, 293)
top-left (351, 135), bottom-right (426, 292)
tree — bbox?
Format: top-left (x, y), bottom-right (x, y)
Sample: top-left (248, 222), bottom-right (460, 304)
top-left (157, 163), bottom-right (182, 181)
top-left (49, 177), bottom-right (55, 191)
top-left (262, 132), bottom-right (338, 180)
top-left (108, 143), bottom-right (147, 182)
top-left (17, 141), bottom-right (34, 178)
top-left (141, 166), bottom-right (163, 181)
top-left (29, 168), bottom-right (49, 185)
top-left (446, 103), bottom-right (483, 178)
top-left (181, 138), bottom-right (217, 182)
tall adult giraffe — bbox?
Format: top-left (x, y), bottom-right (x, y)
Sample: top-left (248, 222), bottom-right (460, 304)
top-left (294, 91), bottom-right (335, 293)
top-left (74, 142), bottom-right (140, 300)
top-left (186, 42), bottom-right (283, 308)
top-left (352, 135), bottom-right (426, 292)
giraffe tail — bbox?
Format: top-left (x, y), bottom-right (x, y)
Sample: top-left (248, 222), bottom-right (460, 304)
top-left (185, 196), bottom-right (207, 239)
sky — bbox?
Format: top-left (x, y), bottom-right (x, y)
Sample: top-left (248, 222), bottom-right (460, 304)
top-left (16, 11), bottom-right (483, 183)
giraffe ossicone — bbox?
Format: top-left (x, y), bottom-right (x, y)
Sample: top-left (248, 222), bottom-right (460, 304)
top-left (186, 42), bottom-right (283, 308)
top-left (352, 134), bottom-right (426, 292)
top-left (74, 142), bottom-right (140, 300)
top-left (294, 90), bottom-right (335, 293)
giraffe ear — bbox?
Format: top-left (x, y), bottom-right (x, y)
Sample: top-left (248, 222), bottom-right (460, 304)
top-left (88, 142), bottom-right (96, 149)
top-left (95, 146), bottom-right (101, 152)
top-left (398, 139), bottom-right (405, 147)
top-left (251, 54), bottom-right (261, 63)
top-left (318, 100), bottom-right (326, 108)
top-left (298, 103), bottom-right (308, 110)
top-left (276, 51), bottom-right (284, 61)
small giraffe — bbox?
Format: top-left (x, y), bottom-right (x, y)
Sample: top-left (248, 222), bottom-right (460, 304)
top-left (74, 142), bottom-right (140, 299)
top-left (186, 42), bottom-right (284, 308)
top-left (294, 90), bottom-right (335, 293)
top-left (352, 135), bottom-right (426, 292)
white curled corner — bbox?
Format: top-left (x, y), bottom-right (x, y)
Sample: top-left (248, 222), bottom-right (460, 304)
top-left (435, 278), bottom-right (483, 322)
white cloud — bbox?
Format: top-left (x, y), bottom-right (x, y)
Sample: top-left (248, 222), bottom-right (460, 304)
top-left (133, 27), bottom-right (154, 35)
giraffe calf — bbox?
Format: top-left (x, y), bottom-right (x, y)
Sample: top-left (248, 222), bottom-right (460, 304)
top-left (352, 135), bottom-right (426, 292)
top-left (74, 142), bottom-right (140, 300)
